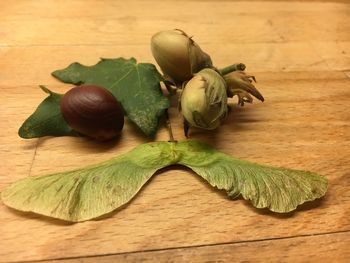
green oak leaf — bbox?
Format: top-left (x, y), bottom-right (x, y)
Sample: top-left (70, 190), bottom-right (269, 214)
top-left (52, 58), bottom-right (170, 137)
top-left (18, 86), bottom-right (76, 138)
top-left (1, 141), bottom-right (327, 222)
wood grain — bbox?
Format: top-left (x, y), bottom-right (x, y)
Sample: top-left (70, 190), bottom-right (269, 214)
top-left (0, 0), bottom-right (349, 262)
top-left (47, 231), bottom-right (350, 263)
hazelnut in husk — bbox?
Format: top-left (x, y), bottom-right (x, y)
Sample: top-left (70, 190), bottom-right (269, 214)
top-left (151, 29), bottom-right (213, 84)
top-left (180, 68), bottom-right (228, 136)
top-left (60, 85), bottom-right (124, 141)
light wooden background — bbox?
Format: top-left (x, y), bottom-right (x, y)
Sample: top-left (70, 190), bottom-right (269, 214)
top-left (0, 0), bottom-right (349, 262)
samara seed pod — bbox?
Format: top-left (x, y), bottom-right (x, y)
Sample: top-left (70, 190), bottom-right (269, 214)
top-left (60, 85), bottom-right (124, 141)
top-left (151, 29), bottom-right (213, 84)
top-left (224, 70), bottom-right (264, 106)
top-left (180, 68), bottom-right (228, 135)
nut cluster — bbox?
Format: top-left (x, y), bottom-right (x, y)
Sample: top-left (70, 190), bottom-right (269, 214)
top-left (60, 29), bottom-right (264, 140)
top-left (151, 29), bottom-right (264, 136)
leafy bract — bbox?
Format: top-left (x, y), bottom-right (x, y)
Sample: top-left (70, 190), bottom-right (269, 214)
top-left (1, 141), bottom-right (328, 222)
top-left (52, 58), bottom-right (170, 137)
top-left (18, 86), bottom-right (76, 138)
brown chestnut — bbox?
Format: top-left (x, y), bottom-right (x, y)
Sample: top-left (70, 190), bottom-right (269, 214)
top-left (60, 85), bottom-right (124, 141)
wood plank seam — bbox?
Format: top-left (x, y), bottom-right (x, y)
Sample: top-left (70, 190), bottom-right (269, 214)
top-left (28, 138), bottom-right (39, 177)
top-left (18, 229), bottom-right (350, 263)
top-left (343, 71), bottom-right (350, 79)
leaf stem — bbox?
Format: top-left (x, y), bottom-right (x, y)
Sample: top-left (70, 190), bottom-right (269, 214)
top-left (165, 109), bottom-right (176, 142)
top-left (219, 63), bottom-right (246, 76)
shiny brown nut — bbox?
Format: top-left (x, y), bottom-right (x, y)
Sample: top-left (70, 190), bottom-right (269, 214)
top-left (60, 85), bottom-right (124, 141)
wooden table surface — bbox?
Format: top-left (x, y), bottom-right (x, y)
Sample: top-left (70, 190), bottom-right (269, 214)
top-left (0, 0), bottom-right (349, 262)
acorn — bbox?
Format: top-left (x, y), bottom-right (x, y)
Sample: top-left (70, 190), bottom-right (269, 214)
top-left (60, 85), bottom-right (124, 141)
top-left (180, 68), bottom-right (228, 136)
top-left (151, 29), bottom-right (213, 84)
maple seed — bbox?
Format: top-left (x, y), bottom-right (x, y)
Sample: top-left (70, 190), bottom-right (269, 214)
top-left (60, 85), bottom-right (124, 141)
top-left (151, 29), bottom-right (213, 84)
